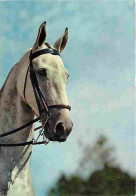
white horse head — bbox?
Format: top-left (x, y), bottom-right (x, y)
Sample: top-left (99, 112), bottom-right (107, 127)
top-left (17, 22), bottom-right (73, 142)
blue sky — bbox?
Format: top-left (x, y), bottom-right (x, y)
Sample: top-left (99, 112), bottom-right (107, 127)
top-left (0, 1), bottom-right (134, 196)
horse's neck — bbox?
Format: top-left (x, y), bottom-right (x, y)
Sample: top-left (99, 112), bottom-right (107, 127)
top-left (0, 61), bottom-right (35, 195)
top-left (0, 62), bottom-right (34, 140)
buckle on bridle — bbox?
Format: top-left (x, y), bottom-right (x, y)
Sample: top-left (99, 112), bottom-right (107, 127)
top-left (40, 112), bottom-right (51, 128)
top-left (41, 112), bottom-right (51, 121)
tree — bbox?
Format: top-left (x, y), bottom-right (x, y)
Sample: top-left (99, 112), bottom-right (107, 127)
top-left (48, 135), bottom-right (135, 196)
top-left (78, 135), bottom-right (116, 178)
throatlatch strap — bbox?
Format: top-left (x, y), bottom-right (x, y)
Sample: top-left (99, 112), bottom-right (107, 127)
top-left (23, 65), bottom-right (29, 102)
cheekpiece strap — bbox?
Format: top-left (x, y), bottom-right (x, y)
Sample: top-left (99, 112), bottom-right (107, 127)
top-left (31, 48), bottom-right (60, 60)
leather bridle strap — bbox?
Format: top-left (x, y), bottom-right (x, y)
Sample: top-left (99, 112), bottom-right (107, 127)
top-left (0, 48), bottom-right (71, 147)
top-left (0, 117), bottom-right (40, 138)
top-left (0, 116), bottom-right (45, 146)
top-left (48, 104), bottom-right (71, 111)
top-left (25, 48), bottom-right (71, 116)
top-left (29, 52), bottom-right (51, 118)
top-left (31, 48), bottom-right (60, 59)
top-left (24, 48), bottom-right (60, 106)
top-left (0, 140), bottom-right (48, 147)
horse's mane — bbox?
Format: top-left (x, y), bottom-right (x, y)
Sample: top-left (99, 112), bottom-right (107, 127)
top-left (0, 64), bottom-right (17, 102)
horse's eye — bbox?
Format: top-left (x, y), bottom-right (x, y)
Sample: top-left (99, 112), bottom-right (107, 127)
top-left (37, 69), bottom-right (47, 77)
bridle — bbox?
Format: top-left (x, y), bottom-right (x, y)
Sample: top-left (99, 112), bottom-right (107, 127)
top-left (0, 48), bottom-right (71, 147)
top-left (24, 48), bottom-right (71, 117)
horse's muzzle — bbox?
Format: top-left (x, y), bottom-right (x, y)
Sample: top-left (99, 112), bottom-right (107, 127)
top-left (44, 120), bottom-right (73, 142)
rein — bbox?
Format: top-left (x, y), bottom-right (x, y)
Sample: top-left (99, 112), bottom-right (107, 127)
top-left (0, 48), bottom-right (71, 147)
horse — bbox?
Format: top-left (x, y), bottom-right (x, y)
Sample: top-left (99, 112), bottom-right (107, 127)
top-left (0, 22), bottom-right (73, 196)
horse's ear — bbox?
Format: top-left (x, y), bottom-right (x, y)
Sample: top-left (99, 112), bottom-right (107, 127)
top-left (53, 28), bottom-right (68, 53)
top-left (33, 22), bottom-right (47, 52)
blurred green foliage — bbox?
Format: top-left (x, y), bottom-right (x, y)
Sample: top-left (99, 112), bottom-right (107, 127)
top-left (48, 136), bottom-right (135, 196)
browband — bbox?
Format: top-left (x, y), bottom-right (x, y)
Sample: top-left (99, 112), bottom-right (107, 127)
top-left (31, 48), bottom-right (60, 60)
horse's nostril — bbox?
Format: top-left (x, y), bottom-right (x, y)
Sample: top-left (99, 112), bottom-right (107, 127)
top-left (55, 122), bottom-right (65, 136)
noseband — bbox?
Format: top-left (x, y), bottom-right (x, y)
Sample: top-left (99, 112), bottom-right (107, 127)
top-left (0, 48), bottom-right (71, 147)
